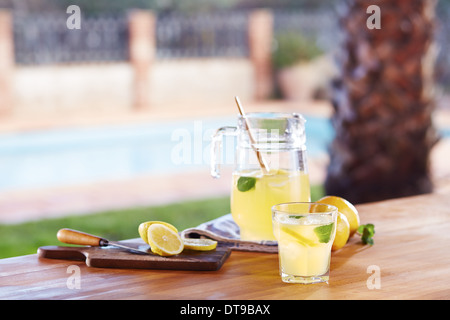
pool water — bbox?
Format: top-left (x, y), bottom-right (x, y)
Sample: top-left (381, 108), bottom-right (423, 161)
top-left (0, 115), bottom-right (333, 192)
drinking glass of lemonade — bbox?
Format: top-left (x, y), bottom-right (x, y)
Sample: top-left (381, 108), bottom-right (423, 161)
top-left (272, 202), bottom-right (337, 284)
top-left (211, 112), bottom-right (311, 241)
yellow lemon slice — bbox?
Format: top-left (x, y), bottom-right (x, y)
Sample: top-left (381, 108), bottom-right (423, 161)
top-left (183, 238), bottom-right (218, 251)
top-left (147, 223), bottom-right (184, 256)
top-left (138, 221), bottom-right (178, 244)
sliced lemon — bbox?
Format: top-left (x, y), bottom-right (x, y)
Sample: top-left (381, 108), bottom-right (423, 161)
top-left (280, 226), bottom-right (317, 247)
top-left (138, 221), bottom-right (178, 244)
top-left (147, 223), bottom-right (184, 256)
top-left (183, 238), bottom-right (218, 251)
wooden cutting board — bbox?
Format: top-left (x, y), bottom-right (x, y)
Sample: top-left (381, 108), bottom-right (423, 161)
top-left (38, 238), bottom-right (231, 271)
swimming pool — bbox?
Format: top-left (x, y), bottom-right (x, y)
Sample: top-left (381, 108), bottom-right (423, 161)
top-left (0, 115), bottom-right (333, 192)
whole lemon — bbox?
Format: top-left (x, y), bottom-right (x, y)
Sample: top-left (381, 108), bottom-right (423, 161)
top-left (317, 196), bottom-right (360, 237)
top-left (332, 212), bottom-right (350, 251)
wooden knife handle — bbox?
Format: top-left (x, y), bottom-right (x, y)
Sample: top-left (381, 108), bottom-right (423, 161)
top-left (57, 228), bottom-right (108, 246)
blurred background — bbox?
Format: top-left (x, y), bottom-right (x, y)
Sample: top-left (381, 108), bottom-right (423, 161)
top-left (0, 0), bottom-right (450, 257)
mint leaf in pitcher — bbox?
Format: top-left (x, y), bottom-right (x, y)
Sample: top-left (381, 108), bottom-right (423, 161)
top-left (237, 177), bottom-right (256, 192)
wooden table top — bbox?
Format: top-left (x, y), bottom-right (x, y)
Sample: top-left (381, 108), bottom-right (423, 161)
top-left (1, 192), bottom-right (450, 300)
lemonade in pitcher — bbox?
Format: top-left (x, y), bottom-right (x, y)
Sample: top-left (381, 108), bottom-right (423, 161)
top-left (211, 112), bottom-right (311, 241)
top-left (231, 169), bottom-right (310, 241)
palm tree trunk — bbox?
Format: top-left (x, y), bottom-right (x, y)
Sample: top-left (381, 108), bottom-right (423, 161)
top-left (325, 0), bottom-right (440, 204)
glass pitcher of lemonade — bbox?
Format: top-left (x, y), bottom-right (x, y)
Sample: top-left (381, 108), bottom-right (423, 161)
top-left (211, 112), bottom-right (311, 241)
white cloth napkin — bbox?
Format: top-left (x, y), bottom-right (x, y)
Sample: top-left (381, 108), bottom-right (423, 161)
top-left (181, 214), bottom-right (278, 253)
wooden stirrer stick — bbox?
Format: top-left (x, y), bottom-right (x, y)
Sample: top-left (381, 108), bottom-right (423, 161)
top-left (235, 96), bottom-right (270, 174)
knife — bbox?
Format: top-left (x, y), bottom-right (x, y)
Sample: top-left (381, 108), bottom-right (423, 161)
top-left (57, 228), bottom-right (151, 255)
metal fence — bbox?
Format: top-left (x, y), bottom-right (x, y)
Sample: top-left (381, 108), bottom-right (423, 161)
top-left (12, 10), bottom-right (338, 65)
top-left (13, 13), bottom-right (129, 65)
top-left (156, 11), bottom-right (249, 59)
top-left (10, 9), bottom-right (450, 91)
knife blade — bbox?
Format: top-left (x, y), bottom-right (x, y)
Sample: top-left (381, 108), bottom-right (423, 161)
top-left (57, 228), bottom-right (152, 255)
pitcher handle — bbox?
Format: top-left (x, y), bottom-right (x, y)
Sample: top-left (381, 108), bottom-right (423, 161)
top-left (210, 126), bottom-right (237, 179)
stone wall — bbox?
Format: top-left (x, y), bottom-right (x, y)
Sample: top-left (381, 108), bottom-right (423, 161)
top-left (12, 59), bottom-right (253, 115)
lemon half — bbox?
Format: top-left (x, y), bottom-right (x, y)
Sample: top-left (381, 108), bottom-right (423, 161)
top-left (139, 221), bottom-right (178, 244)
top-left (147, 223), bottom-right (184, 256)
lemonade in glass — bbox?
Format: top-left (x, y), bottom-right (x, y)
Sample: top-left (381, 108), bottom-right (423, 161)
top-left (272, 203), bottom-right (337, 284)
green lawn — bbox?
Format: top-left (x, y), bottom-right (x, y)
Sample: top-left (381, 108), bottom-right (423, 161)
top-left (0, 185), bottom-right (324, 259)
